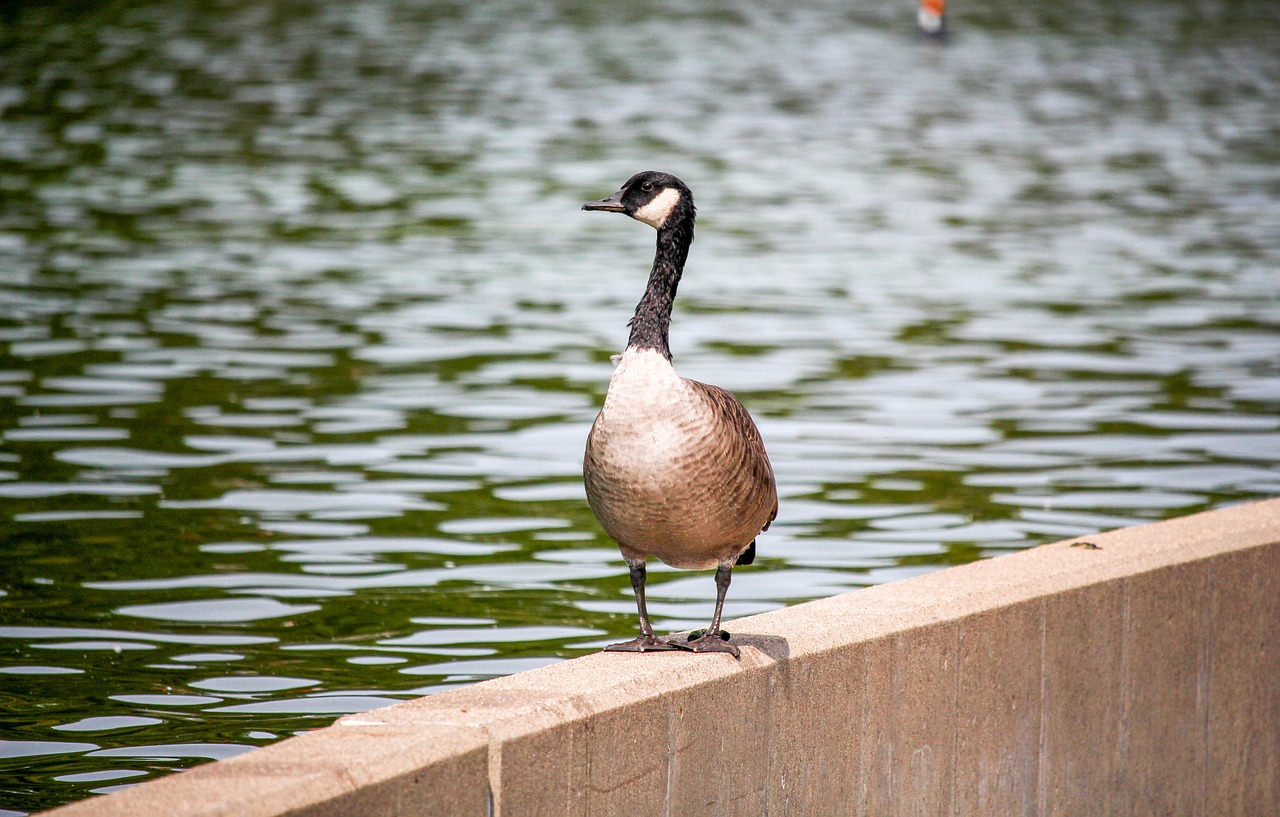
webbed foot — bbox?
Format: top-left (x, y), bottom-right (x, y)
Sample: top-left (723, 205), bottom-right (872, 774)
top-left (686, 628), bottom-right (731, 642)
top-left (604, 635), bottom-right (692, 653)
top-left (685, 631), bottom-right (741, 658)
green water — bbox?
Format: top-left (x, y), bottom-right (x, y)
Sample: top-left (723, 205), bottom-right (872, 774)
top-left (2, 0), bottom-right (1279, 812)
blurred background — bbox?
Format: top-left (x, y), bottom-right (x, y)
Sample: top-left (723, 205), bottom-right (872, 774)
top-left (1, 0), bottom-right (1278, 811)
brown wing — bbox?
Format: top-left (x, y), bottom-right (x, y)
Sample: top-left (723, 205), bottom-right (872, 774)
top-left (685, 378), bottom-right (779, 535)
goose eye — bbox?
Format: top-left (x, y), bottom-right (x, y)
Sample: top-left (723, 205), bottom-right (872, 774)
top-left (640, 181), bottom-right (654, 192)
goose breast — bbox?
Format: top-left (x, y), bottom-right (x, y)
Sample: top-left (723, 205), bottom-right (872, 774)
top-left (584, 347), bottom-right (777, 569)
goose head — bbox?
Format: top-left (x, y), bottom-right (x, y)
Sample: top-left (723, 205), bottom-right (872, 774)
top-left (582, 171), bottom-right (694, 230)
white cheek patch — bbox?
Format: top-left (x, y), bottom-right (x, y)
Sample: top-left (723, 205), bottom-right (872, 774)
top-left (632, 187), bottom-right (682, 229)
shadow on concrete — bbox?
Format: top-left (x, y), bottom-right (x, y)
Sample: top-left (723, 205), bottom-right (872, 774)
top-left (732, 632), bottom-right (791, 664)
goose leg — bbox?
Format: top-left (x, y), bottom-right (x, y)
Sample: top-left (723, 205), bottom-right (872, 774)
top-left (685, 564), bottom-right (741, 658)
top-left (605, 560), bottom-right (690, 653)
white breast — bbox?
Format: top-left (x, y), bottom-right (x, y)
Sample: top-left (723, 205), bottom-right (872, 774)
top-left (596, 346), bottom-right (697, 453)
top-left (608, 345), bottom-right (681, 396)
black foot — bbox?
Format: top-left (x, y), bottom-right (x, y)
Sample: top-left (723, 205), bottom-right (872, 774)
top-left (686, 628), bottom-right (731, 642)
top-left (604, 635), bottom-right (692, 653)
top-left (685, 631), bottom-right (741, 658)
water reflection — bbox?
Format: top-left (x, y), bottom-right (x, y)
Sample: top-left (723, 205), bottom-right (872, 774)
top-left (2, 0), bottom-right (1279, 812)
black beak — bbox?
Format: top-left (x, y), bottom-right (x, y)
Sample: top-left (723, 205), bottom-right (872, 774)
top-left (582, 188), bottom-right (626, 213)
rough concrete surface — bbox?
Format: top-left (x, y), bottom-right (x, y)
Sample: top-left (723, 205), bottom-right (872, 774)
top-left (41, 498), bottom-right (1280, 816)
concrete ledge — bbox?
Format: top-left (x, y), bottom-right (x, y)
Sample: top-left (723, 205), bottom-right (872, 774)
top-left (44, 498), bottom-right (1280, 816)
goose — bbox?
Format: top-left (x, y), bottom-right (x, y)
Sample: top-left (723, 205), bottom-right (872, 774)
top-left (581, 171), bottom-right (778, 658)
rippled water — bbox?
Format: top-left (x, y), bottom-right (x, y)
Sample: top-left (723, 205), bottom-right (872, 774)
top-left (2, 0), bottom-right (1279, 812)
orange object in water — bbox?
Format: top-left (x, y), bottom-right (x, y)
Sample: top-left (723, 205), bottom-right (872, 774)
top-left (918, 0), bottom-right (946, 35)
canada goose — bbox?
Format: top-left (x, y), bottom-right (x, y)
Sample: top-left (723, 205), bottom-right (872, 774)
top-left (581, 171), bottom-right (778, 658)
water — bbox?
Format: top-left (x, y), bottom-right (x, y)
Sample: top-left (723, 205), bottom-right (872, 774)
top-left (2, 0), bottom-right (1278, 811)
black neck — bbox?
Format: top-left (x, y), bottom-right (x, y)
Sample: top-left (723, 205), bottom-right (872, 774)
top-left (627, 207), bottom-right (694, 360)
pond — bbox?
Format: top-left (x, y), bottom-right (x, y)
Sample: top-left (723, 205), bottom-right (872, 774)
top-left (1, 0), bottom-right (1278, 812)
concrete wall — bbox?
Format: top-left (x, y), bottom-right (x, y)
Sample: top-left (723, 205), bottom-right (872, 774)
top-left (43, 498), bottom-right (1280, 817)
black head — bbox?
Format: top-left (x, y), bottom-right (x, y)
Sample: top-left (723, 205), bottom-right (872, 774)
top-left (581, 171), bottom-right (694, 230)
